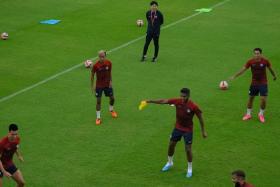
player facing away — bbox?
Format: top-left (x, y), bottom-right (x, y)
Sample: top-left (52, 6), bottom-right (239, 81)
top-left (91, 50), bottom-right (118, 125)
top-left (0, 124), bottom-right (25, 187)
top-left (230, 48), bottom-right (277, 123)
top-left (141, 1), bottom-right (164, 63)
top-left (145, 88), bottom-right (207, 178)
top-left (231, 170), bottom-right (254, 187)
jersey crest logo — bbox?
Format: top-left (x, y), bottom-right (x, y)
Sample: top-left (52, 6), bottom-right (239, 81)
top-left (106, 66), bottom-right (109, 70)
top-left (187, 109), bottom-right (191, 113)
top-left (260, 64), bottom-right (264, 67)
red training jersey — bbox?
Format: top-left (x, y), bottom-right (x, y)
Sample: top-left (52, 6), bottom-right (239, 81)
top-left (235, 182), bottom-right (254, 187)
top-left (0, 136), bottom-right (20, 168)
top-left (92, 60), bottom-right (112, 88)
top-left (167, 98), bottom-right (202, 132)
top-left (243, 182), bottom-right (254, 187)
top-left (245, 57), bottom-right (271, 86)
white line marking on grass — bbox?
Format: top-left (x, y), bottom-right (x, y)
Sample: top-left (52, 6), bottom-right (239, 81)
top-left (0, 0), bottom-right (231, 103)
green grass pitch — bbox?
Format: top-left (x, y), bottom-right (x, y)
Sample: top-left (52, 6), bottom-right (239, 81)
top-left (1, 0), bottom-right (280, 186)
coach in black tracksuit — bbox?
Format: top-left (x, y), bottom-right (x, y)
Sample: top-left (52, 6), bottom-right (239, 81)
top-left (141, 1), bottom-right (164, 62)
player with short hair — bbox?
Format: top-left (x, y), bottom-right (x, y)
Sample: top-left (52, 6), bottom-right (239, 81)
top-left (0, 124), bottom-right (25, 187)
top-left (145, 88), bottom-right (207, 178)
top-left (230, 48), bottom-right (277, 123)
top-left (91, 50), bottom-right (118, 125)
top-left (141, 1), bottom-right (164, 63)
top-left (231, 170), bottom-right (254, 187)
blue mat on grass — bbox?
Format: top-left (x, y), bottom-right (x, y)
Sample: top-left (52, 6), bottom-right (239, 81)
top-left (40, 19), bottom-right (61, 25)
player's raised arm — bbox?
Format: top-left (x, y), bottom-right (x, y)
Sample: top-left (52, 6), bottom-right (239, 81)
top-left (196, 112), bottom-right (207, 138)
top-left (229, 66), bottom-right (248, 80)
top-left (146, 99), bottom-right (169, 104)
top-left (139, 99), bottom-right (170, 110)
top-left (268, 66), bottom-right (277, 80)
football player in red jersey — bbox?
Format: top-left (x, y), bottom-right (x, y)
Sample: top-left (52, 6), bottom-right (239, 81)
top-left (91, 50), bottom-right (118, 125)
top-left (0, 124), bottom-right (25, 187)
top-left (230, 48), bottom-right (277, 123)
top-left (145, 88), bottom-right (207, 178)
top-left (232, 170), bottom-right (254, 187)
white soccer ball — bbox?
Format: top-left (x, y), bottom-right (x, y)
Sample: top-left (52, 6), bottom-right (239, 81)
top-left (136, 19), bottom-right (144, 27)
top-left (84, 60), bottom-right (92, 68)
top-left (219, 81), bottom-right (228, 90)
top-left (1, 32), bottom-right (9, 40)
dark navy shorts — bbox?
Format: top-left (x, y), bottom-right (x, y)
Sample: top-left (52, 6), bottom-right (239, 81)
top-left (95, 87), bottom-right (113, 98)
top-left (170, 128), bottom-right (193, 145)
top-left (0, 164), bottom-right (18, 178)
top-left (249, 84), bottom-right (268, 96)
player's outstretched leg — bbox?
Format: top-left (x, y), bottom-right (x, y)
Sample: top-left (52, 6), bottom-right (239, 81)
top-left (243, 96), bottom-right (254, 121)
top-left (109, 96), bottom-right (117, 118)
top-left (258, 96), bottom-right (266, 123)
top-left (185, 144), bottom-right (193, 178)
top-left (96, 97), bottom-right (102, 125)
top-left (12, 169), bottom-right (25, 187)
top-left (162, 141), bottom-right (176, 172)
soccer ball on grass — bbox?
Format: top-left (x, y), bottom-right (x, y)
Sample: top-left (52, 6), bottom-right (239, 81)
top-left (219, 81), bottom-right (228, 90)
top-left (136, 19), bottom-right (144, 27)
top-left (1, 32), bottom-right (9, 40)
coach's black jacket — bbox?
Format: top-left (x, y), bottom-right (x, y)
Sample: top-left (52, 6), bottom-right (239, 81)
top-left (146, 10), bottom-right (164, 36)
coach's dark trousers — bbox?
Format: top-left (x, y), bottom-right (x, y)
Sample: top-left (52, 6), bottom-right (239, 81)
top-left (143, 33), bottom-right (159, 58)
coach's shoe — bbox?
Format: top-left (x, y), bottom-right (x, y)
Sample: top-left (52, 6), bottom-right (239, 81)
top-left (111, 111), bottom-right (118, 118)
top-left (151, 57), bottom-right (157, 63)
top-left (186, 171), bottom-right (192, 178)
top-left (242, 114), bottom-right (252, 121)
top-left (258, 114), bottom-right (265, 123)
top-left (141, 56), bottom-right (147, 62)
top-left (96, 118), bottom-right (101, 125)
top-left (161, 162), bottom-right (173, 172)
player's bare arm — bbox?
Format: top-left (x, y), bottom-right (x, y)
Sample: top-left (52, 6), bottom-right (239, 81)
top-left (268, 66), bottom-right (277, 80)
top-left (230, 66), bottom-right (247, 80)
top-left (196, 112), bottom-right (207, 138)
top-left (109, 63), bottom-right (112, 88)
top-left (146, 99), bottom-right (169, 104)
top-left (15, 150), bottom-right (24, 162)
top-left (109, 79), bottom-right (112, 88)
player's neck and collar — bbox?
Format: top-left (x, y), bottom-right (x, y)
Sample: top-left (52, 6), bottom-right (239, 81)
top-left (252, 54), bottom-right (265, 62)
top-left (235, 181), bottom-right (247, 187)
top-left (98, 59), bottom-right (105, 64)
top-left (180, 97), bottom-right (189, 104)
top-left (253, 56), bottom-right (263, 62)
